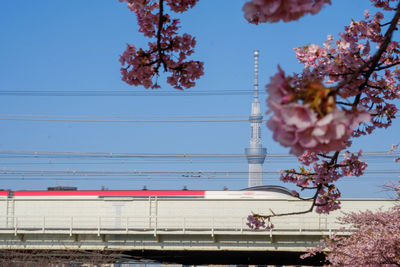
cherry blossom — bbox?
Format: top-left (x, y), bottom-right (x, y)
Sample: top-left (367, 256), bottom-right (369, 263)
top-left (242, 0), bottom-right (331, 24)
top-left (339, 150), bottom-right (368, 176)
top-left (298, 151), bottom-right (319, 166)
top-left (371, 0), bottom-right (398, 10)
top-left (247, 214), bottom-right (274, 230)
top-left (120, 0), bottom-right (400, 230)
top-left (267, 100), bottom-right (371, 156)
top-left (119, 0), bottom-right (203, 89)
top-left (258, 0), bottom-right (400, 218)
top-left (266, 65), bottom-right (371, 156)
top-left (303, 206), bottom-right (400, 266)
top-left (122, 3), bottom-right (400, 265)
top-left (278, 151), bottom-right (367, 215)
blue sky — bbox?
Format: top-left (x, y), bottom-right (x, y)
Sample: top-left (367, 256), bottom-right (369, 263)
top-left (0, 1), bottom-right (399, 197)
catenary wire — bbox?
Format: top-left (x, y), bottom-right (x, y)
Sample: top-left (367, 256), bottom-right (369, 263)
top-left (0, 117), bottom-right (260, 123)
top-left (0, 168), bottom-right (397, 177)
top-left (0, 150), bottom-right (398, 159)
top-left (0, 90), bottom-right (267, 96)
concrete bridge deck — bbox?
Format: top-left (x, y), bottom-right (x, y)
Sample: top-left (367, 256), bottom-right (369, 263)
top-left (0, 215), bottom-right (347, 265)
top-left (0, 215), bottom-right (351, 250)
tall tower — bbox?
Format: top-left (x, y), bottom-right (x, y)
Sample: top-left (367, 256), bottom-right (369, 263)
top-left (245, 50), bottom-right (267, 188)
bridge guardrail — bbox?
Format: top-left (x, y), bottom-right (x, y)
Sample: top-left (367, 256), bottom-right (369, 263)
top-left (0, 215), bottom-right (356, 236)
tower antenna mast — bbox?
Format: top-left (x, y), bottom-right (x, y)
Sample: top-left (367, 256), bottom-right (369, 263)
top-left (245, 50), bottom-right (267, 188)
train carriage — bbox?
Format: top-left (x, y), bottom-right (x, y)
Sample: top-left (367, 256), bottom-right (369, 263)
top-left (0, 186), bottom-right (396, 231)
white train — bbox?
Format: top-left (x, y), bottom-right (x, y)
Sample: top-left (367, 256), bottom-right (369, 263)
top-left (0, 186), bottom-right (395, 231)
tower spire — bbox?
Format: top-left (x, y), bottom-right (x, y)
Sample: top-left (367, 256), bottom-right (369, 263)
top-left (245, 50), bottom-right (267, 188)
top-left (254, 50), bottom-right (259, 100)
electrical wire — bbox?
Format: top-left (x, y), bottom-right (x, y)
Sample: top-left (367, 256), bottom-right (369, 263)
top-left (0, 90), bottom-right (267, 97)
top-left (0, 151), bottom-right (397, 182)
top-left (0, 168), bottom-right (397, 176)
top-left (0, 117), bottom-right (259, 123)
top-left (0, 114), bottom-right (250, 119)
top-left (0, 150), bottom-right (398, 159)
top-left (0, 114), bottom-right (263, 123)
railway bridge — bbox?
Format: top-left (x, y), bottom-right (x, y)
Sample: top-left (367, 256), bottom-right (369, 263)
top-left (0, 188), bottom-right (396, 265)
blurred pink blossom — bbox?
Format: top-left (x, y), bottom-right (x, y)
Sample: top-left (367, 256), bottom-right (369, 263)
top-left (242, 0), bottom-right (331, 24)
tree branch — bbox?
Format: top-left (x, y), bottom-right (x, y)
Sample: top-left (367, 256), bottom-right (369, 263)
top-left (336, 101), bottom-right (353, 106)
top-left (334, 2), bottom-right (400, 96)
top-left (256, 186), bottom-right (320, 220)
top-left (374, 61), bottom-right (400, 71)
top-left (156, 0), bottom-right (168, 71)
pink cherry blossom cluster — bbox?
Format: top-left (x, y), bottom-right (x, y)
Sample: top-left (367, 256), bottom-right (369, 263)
top-left (246, 215), bottom-right (274, 230)
top-left (121, 0), bottom-right (400, 230)
top-left (266, 67), bottom-right (371, 156)
top-left (280, 168), bottom-right (312, 188)
top-left (280, 150), bottom-right (368, 213)
top-left (165, 0), bottom-right (198, 12)
top-left (292, 9), bottom-right (400, 117)
top-left (261, 3), bottom-right (400, 215)
top-left (119, 0), bottom-right (204, 89)
top-left (298, 151), bottom-right (319, 166)
top-left (280, 166), bottom-right (342, 214)
top-left (371, 0), bottom-right (398, 10)
top-left (242, 0), bottom-right (331, 24)
top-left (339, 150), bottom-right (368, 176)
top-left (314, 183), bottom-right (341, 213)
top-left (303, 206), bottom-right (400, 265)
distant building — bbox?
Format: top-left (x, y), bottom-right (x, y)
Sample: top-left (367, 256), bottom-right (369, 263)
top-left (245, 50), bottom-right (267, 188)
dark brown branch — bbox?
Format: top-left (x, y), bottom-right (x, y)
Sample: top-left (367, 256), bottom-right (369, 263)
top-left (156, 0), bottom-right (168, 71)
top-left (333, 2), bottom-right (400, 96)
top-left (317, 153), bottom-right (335, 159)
top-left (354, 3), bottom-right (400, 106)
top-left (299, 186), bottom-right (319, 190)
top-left (329, 72), bottom-right (355, 77)
top-left (143, 44), bottom-right (173, 67)
top-left (252, 3), bottom-right (400, 224)
top-left (329, 151), bottom-right (340, 166)
top-left (374, 61), bottom-right (400, 71)
top-left (298, 196), bottom-right (318, 200)
top-left (336, 101), bottom-right (354, 106)
top-left (256, 185), bottom-right (321, 220)
top-left (334, 164), bottom-right (348, 168)
top-left (366, 83), bottom-right (384, 89)
top-left (256, 151), bottom-right (339, 219)
top-left (380, 22), bottom-right (392, 27)
top-left (284, 170), bottom-right (316, 176)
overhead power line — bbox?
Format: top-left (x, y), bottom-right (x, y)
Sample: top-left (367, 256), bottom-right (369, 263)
top-left (0, 113), bottom-right (398, 124)
top-left (0, 117), bottom-right (258, 123)
top-left (0, 168), bottom-right (397, 178)
top-left (0, 150), bottom-right (397, 181)
top-left (0, 150), bottom-right (398, 161)
top-left (0, 114), bottom-right (249, 119)
top-left (0, 149), bottom-right (398, 157)
top-left (0, 90), bottom-right (267, 97)
top-left (0, 150), bottom-right (249, 159)
top-left (0, 113), bottom-right (260, 123)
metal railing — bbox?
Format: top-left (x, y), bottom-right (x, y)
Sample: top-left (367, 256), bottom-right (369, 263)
top-left (0, 215), bottom-right (354, 236)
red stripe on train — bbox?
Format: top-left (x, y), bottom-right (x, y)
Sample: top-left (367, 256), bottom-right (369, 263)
top-left (13, 190), bottom-right (206, 197)
top-left (0, 191), bottom-right (9, 196)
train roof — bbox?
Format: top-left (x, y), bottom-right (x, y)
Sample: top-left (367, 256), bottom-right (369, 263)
top-left (13, 190), bottom-right (206, 197)
top-left (242, 185), bottom-right (293, 196)
top-left (10, 186), bottom-right (295, 199)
